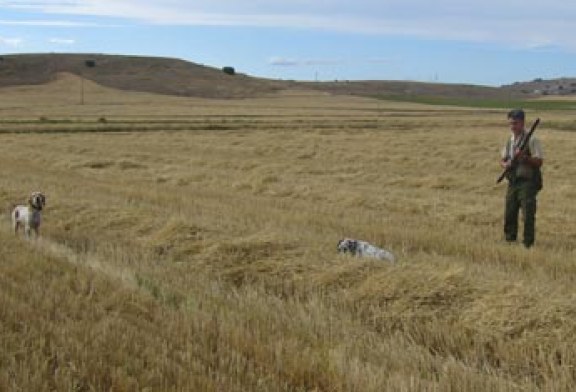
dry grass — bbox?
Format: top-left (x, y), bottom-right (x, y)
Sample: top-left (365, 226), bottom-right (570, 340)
top-left (1, 77), bottom-right (576, 391)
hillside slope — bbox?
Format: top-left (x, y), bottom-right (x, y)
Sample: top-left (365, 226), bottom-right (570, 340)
top-left (0, 53), bottom-right (284, 98)
top-left (299, 79), bottom-right (529, 100)
top-left (0, 53), bottom-right (539, 101)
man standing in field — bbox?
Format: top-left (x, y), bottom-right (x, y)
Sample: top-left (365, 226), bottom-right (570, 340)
top-left (500, 109), bottom-right (544, 248)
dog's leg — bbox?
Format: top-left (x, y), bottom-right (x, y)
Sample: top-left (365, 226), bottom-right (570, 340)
top-left (13, 218), bottom-right (20, 235)
top-left (12, 209), bottom-right (18, 234)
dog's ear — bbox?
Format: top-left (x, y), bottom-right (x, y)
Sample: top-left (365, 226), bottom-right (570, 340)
top-left (41, 193), bottom-right (46, 205)
top-left (350, 240), bottom-right (358, 254)
top-left (337, 239), bottom-right (344, 252)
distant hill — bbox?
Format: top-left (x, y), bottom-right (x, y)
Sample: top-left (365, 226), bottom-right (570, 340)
top-left (503, 77), bottom-right (576, 96)
top-left (0, 53), bottom-right (284, 98)
top-left (297, 80), bottom-right (528, 101)
top-left (0, 53), bottom-right (561, 101)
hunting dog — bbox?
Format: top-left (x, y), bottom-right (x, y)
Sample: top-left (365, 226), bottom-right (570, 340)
top-left (11, 191), bottom-right (46, 238)
top-left (337, 238), bottom-right (396, 263)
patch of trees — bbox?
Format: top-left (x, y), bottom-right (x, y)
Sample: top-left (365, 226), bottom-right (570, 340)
top-left (222, 66), bottom-right (235, 75)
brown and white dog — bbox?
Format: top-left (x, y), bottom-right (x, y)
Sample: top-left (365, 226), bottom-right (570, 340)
top-left (11, 191), bottom-right (46, 238)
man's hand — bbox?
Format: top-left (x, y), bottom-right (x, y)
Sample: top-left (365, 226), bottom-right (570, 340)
top-left (514, 149), bottom-right (529, 163)
top-left (514, 149), bottom-right (543, 167)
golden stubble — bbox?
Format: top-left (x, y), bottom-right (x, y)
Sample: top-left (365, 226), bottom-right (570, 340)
top-left (1, 77), bottom-right (576, 391)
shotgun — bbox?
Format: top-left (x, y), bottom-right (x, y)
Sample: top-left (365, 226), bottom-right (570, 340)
top-left (496, 118), bottom-right (540, 184)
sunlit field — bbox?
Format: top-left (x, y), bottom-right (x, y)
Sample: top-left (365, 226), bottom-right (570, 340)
top-left (2, 74), bottom-right (576, 391)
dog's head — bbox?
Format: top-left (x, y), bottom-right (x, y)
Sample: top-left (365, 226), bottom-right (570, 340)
top-left (337, 238), bottom-right (358, 255)
top-left (28, 192), bottom-right (46, 210)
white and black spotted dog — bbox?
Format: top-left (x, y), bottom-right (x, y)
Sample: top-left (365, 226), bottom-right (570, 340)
top-left (11, 191), bottom-right (46, 238)
top-left (337, 238), bottom-right (396, 263)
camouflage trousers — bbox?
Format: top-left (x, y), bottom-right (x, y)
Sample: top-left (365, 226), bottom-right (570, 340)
top-left (504, 178), bottom-right (538, 248)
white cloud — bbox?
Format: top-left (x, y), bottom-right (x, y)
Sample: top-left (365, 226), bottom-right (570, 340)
top-left (0, 19), bottom-right (115, 27)
top-left (0, 36), bottom-right (24, 47)
top-left (49, 37), bottom-right (76, 44)
top-left (269, 56), bottom-right (395, 67)
top-left (269, 57), bottom-right (345, 66)
top-left (3, 0), bottom-right (576, 50)
top-left (269, 57), bottom-right (300, 66)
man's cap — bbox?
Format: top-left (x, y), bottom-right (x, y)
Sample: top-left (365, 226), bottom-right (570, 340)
top-left (507, 108), bottom-right (525, 121)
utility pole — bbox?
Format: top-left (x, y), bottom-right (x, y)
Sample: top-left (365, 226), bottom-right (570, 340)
top-left (80, 76), bottom-right (84, 105)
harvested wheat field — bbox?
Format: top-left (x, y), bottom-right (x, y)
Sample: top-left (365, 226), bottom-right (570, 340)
top-left (1, 75), bottom-right (576, 391)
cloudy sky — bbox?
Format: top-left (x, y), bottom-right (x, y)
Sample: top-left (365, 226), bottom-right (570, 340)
top-left (1, 0), bottom-right (576, 86)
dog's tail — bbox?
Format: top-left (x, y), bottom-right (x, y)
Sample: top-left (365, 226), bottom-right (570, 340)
top-left (381, 249), bottom-right (396, 264)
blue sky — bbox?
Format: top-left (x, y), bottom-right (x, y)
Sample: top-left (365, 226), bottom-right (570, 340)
top-left (1, 0), bottom-right (576, 86)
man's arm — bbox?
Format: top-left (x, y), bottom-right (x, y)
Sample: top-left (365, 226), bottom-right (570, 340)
top-left (516, 151), bottom-right (543, 168)
top-left (500, 144), bottom-right (511, 169)
top-left (519, 137), bottom-right (544, 168)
